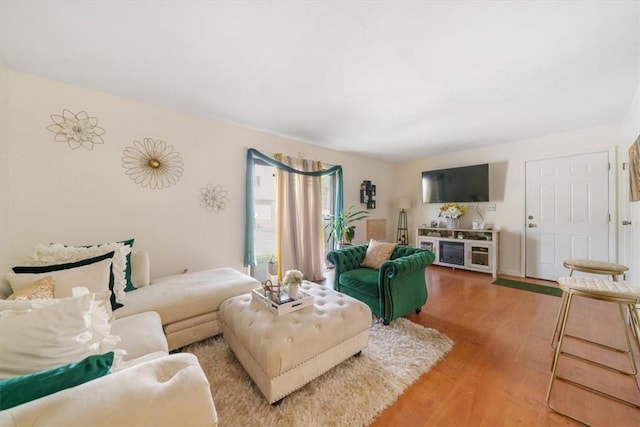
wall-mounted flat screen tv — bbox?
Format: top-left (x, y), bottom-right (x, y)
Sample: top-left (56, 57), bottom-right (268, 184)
top-left (422, 163), bottom-right (489, 203)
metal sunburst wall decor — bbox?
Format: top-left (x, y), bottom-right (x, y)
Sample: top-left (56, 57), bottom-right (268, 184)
top-left (122, 138), bottom-right (184, 189)
top-left (46, 109), bottom-right (106, 150)
top-left (198, 184), bottom-right (229, 213)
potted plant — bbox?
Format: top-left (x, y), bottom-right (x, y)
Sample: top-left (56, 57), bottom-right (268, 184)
top-left (325, 205), bottom-right (370, 248)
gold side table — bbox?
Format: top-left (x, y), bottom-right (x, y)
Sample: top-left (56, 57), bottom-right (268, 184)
top-left (563, 259), bottom-right (628, 281)
top-left (547, 277), bottom-right (640, 425)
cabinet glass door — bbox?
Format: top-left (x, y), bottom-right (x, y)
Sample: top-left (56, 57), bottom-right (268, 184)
top-left (469, 244), bottom-right (491, 269)
top-left (419, 240), bottom-right (435, 252)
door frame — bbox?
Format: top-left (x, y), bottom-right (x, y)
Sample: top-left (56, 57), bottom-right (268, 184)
top-left (520, 146), bottom-right (619, 278)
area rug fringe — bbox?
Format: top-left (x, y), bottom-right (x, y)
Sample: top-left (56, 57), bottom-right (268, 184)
top-left (182, 317), bottom-right (454, 427)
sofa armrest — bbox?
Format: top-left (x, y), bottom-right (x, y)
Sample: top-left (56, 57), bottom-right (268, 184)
top-left (131, 251), bottom-right (150, 288)
top-left (0, 353), bottom-right (218, 427)
top-left (380, 249), bottom-right (435, 280)
top-left (326, 245), bottom-right (368, 289)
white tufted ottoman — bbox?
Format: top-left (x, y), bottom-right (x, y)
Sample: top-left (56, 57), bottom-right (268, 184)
top-left (220, 281), bottom-right (372, 404)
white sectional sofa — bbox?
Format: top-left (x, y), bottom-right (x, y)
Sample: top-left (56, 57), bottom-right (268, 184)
top-left (0, 248), bottom-right (262, 425)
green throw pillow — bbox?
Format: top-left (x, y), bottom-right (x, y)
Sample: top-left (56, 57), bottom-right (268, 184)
top-left (0, 352), bottom-right (114, 410)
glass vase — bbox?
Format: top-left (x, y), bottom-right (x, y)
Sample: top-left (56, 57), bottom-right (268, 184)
top-left (446, 218), bottom-right (459, 229)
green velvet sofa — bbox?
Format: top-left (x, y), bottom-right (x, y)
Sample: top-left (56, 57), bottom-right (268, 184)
top-left (326, 244), bottom-right (435, 324)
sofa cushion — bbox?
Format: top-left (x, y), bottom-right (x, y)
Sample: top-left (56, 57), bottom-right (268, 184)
top-left (0, 352), bottom-right (114, 410)
top-left (24, 240), bottom-right (133, 300)
top-left (339, 268), bottom-right (380, 297)
top-left (117, 239), bottom-right (135, 291)
top-left (7, 276), bottom-right (55, 300)
top-left (110, 311), bottom-right (168, 361)
top-left (113, 268), bottom-right (260, 325)
top-left (8, 251), bottom-right (122, 310)
top-left (0, 292), bottom-right (119, 379)
top-left (360, 240), bottom-right (397, 269)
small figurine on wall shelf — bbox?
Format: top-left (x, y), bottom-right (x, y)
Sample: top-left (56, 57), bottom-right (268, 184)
top-left (360, 180), bottom-right (376, 209)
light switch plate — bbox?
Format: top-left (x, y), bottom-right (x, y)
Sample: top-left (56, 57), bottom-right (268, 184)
top-left (487, 203), bottom-right (496, 211)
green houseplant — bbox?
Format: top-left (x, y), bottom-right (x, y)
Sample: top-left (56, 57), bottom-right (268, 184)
top-left (325, 205), bottom-right (370, 247)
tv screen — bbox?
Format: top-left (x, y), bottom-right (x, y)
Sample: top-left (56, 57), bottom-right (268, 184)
top-left (422, 164), bottom-right (489, 203)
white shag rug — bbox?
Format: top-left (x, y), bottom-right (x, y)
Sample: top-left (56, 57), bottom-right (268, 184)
top-left (182, 318), bottom-right (454, 427)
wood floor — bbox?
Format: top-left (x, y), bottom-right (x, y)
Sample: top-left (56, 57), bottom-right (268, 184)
top-left (326, 266), bottom-right (640, 426)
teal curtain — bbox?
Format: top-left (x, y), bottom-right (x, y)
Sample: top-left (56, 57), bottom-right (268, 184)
top-left (244, 148), bottom-right (343, 266)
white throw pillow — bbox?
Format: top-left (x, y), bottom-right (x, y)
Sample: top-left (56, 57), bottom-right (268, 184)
top-left (25, 242), bottom-right (130, 302)
top-left (0, 292), bottom-right (121, 379)
top-left (6, 256), bottom-right (113, 299)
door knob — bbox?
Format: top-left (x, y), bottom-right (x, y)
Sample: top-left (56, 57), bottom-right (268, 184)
top-left (622, 220), bottom-right (632, 225)
top-left (528, 223), bottom-right (537, 228)
top-left (528, 215), bottom-right (534, 220)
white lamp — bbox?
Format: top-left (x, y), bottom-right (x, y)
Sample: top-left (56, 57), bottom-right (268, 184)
top-left (395, 198), bottom-right (411, 245)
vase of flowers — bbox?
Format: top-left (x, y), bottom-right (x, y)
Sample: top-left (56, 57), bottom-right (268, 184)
top-left (283, 269), bottom-right (303, 299)
top-left (439, 202), bottom-right (466, 229)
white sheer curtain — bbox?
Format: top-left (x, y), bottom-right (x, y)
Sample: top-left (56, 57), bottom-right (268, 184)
top-left (276, 154), bottom-right (324, 282)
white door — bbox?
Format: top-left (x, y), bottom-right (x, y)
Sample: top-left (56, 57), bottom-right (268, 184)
top-left (525, 152), bottom-right (610, 280)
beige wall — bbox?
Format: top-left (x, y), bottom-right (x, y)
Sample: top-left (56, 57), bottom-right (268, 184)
top-left (1, 66), bottom-right (636, 284)
top-left (393, 125), bottom-right (624, 276)
top-left (0, 67), bottom-right (394, 285)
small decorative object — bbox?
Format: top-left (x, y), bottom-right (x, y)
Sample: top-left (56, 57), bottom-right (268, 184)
top-left (457, 232), bottom-right (464, 239)
top-left (360, 180), bottom-right (376, 209)
top-left (198, 184), bottom-right (229, 212)
top-left (439, 202), bottom-right (466, 229)
top-left (282, 269), bottom-right (303, 299)
top-left (268, 256), bottom-right (278, 276)
top-left (472, 220), bottom-right (483, 230)
top-left (122, 138), bottom-right (184, 189)
top-left (430, 219), bottom-right (439, 228)
top-left (47, 109), bottom-right (106, 150)
top-left (261, 279), bottom-right (281, 302)
top-left (252, 288), bottom-right (314, 315)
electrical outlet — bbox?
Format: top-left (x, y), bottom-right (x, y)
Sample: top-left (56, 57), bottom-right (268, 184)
top-left (487, 203), bottom-right (496, 211)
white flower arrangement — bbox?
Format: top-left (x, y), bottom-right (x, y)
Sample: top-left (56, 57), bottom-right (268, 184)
top-left (438, 202), bottom-right (466, 219)
top-left (282, 269), bottom-right (303, 286)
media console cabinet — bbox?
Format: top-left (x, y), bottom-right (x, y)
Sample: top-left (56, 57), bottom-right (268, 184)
top-left (415, 226), bottom-right (499, 278)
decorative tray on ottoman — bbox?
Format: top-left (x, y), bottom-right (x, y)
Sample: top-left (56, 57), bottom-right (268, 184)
top-left (251, 288), bottom-right (314, 316)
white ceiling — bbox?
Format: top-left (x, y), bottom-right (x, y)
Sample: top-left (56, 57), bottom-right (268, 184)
top-left (1, 1), bottom-right (638, 162)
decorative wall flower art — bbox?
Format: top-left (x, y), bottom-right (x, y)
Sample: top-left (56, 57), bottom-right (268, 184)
top-left (198, 184), bottom-right (229, 213)
top-left (122, 138), bottom-right (184, 189)
top-left (46, 109), bottom-right (106, 150)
